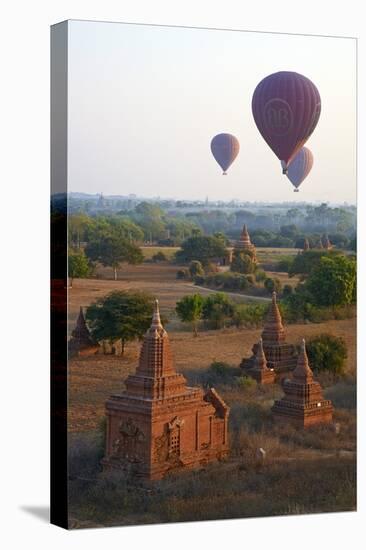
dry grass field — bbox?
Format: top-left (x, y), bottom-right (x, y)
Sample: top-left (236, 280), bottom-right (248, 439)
top-left (69, 316), bottom-right (356, 433)
top-left (67, 254), bottom-right (356, 526)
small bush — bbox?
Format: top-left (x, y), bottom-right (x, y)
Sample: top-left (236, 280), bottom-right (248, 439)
top-left (152, 251), bottom-right (167, 262)
top-left (264, 277), bottom-right (282, 295)
top-left (189, 260), bottom-right (204, 278)
top-left (282, 284), bottom-right (293, 297)
top-left (255, 269), bottom-right (267, 283)
top-left (306, 334), bottom-right (348, 375)
top-left (176, 269), bottom-right (189, 280)
top-left (236, 376), bottom-right (257, 390)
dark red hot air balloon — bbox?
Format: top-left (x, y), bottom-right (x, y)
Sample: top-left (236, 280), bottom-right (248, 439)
top-left (281, 147), bottom-right (314, 192)
top-left (252, 71), bottom-right (321, 172)
top-left (210, 133), bottom-right (240, 174)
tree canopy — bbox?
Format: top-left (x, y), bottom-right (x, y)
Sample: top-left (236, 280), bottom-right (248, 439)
top-left (86, 290), bottom-right (155, 354)
top-left (85, 233), bottom-right (143, 280)
top-left (305, 255), bottom-right (356, 307)
top-left (176, 235), bottom-right (227, 266)
top-left (176, 294), bottom-right (204, 336)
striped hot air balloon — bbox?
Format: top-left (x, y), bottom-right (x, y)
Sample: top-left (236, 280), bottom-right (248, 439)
top-left (252, 71), bottom-right (321, 173)
top-left (210, 133), bottom-right (240, 175)
top-left (281, 147), bottom-right (314, 192)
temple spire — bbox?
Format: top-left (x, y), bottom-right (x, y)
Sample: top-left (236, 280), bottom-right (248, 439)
top-left (303, 238), bottom-right (310, 251)
top-left (150, 299), bottom-right (163, 330)
top-left (293, 339), bottom-right (313, 382)
top-left (253, 338), bottom-right (267, 371)
top-left (261, 292), bottom-right (285, 344)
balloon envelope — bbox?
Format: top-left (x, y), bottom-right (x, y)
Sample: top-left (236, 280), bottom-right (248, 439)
top-left (252, 71), bottom-right (321, 170)
top-left (210, 133), bottom-right (240, 174)
top-left (281, 147), bottom-right (314, 191)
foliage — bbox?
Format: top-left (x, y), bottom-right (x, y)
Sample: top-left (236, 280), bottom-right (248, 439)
top-left (233, 303), bottom-right (268, 328)
top-left (152, 251), bottom-right (167, 262)
top-left (188, 260), bottom-right (204, 278)
top-left (274, 256), bottom-right (294, 273)
top-left (176, 294), bottom-right (204, 336)
top-left (230, 250), bottom-right (256, 274)
top-left (282, 284), bottom-right (293, 297)
top-left (202, 293), bottom-right (235, 329)
top-left (202, 272), bottom-right (249, 291)
top-left (255, 269), bottom-right (267, 282)
top-left (68, 249), bottom-right (91, 285)
top-left (86, 291), bottom-right (155, 354)
top-left (176, 235), bottom-right (227, 266)
top-left (85, 233), bottom-right (143, 280)
top-left (306, 334), bottom-right (348, 375)
top-left (264, 277), bottom-right (282, 295)
top-left (176, 269), bottom-right (189, 280)
top-left (305, 255), bottom-right (356, 307)
top-left (289, 249), bottom-right (341, 279)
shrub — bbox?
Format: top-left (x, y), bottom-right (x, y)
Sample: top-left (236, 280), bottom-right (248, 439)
top-left (306, 334), bottom-right (348, 375)
top-left (152, 251), bottom-right (167, 262)
top-left (264, 277), bottom-right (282, 295)
top-left (236, 376), bottom-right (257, 390)
top-left (275, 257), bottom-right (294, 273)
top-left (255, 269), bottom-right (267, 283)
top-left (230, 250), bottom-right (256, 274)
top-left (189, 260), bottom-right (204, 278)
top-left (176, 269), bottom-right (189, 280)
top-left (282, 284), bottom-right (293, 297)
top-left (233, 303), bottom-right (268, 328)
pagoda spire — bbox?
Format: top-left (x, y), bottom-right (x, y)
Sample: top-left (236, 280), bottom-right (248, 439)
top-left (261, 292), bottom-right (285, 344)
top-left (292, 339), bottom-right (313, 382)
top-left (71, 306), bottom-right (93, 342)
top-left (303, 238), bottom-right (310, 251)
top-left (253, 338), bottom-right (267, 371)
top-left (148, 299), bottom-right (164, 333)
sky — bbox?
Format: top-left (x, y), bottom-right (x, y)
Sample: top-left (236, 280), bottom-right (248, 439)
top-left (68, 20), bottom-right (356, 204)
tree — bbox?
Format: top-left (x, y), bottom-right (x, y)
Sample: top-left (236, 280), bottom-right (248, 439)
top-left (230, 250), bottom-right (256, 274)
top-left (176, 235), bottom-right (227, 266)
top-left (176, 294), bottom-right (204, 336)
top-left (68, 250), bottom-right (91, 287)
top-left (202, 293), bottom-right (235, 329)
top-left (85, 233), bottom-right (143, 280)
top-left (305, 255), bottom-right (356, 307)
top-left (289, 249), bottom-right (340, 279)
top-left (306, 334), bottom-right (347, 375)
top-left (86, 291), bottom-right (155, 355)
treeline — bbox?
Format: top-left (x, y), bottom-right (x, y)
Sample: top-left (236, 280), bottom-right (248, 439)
top-left (68, 201), bottom-right (356, 250)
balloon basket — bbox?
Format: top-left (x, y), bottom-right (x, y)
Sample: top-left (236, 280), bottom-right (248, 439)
top-left (282, 167), bottom-right (288, 175)
top-left (294, 189), bottom-right (299, 192)
top-left (222, 171), bottom-right (227, 175)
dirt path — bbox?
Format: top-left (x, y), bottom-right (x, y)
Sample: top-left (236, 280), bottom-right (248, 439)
top-left (187, 283), bottom-right (271, 302)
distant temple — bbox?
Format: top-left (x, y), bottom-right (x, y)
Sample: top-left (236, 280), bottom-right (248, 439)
top-left (322, 234), bottom-right (333, 250)
top-left (271, 339), bottom-right (333, 428)
top-left (247, 338), bottom-right (276, 385)
top-left (241, 292), bottom-right (297, 376)
top-left (68, 306), bottom-right (98, 357)
top-left (102, 300), bottom-right (230, 479)
top-left (233, 224), bottom-right (257, 259)
top-left (303, 238), bottom-right (310, 251)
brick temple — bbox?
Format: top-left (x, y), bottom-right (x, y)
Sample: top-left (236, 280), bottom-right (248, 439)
top-left (247, 338), bottom-right (276, 384)
top-left (303, 238), bottom-right (310, 251)
top-left (68, 306), bottom-right (98, 357)
top-left (241, 292), bottom-right (297, 376)
top-left (272, 339), bottom-right (333, 428)
top-left (102, 300), bottom-right (230, 479)
top-left (233, 224), bottom-right (257, 260)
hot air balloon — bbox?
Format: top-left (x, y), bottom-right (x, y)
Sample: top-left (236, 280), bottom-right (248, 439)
top-left (281, 147), bottom-right (314, 192)
top-left (252, 71), bottom-right (321, 173)
top-left (210, 133), bottom-right (240, 174)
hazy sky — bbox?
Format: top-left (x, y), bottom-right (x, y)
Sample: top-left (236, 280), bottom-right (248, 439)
top-left (68, 20), bottom-right (356, 203)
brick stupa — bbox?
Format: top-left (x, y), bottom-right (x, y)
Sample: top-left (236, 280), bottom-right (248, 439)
top-left (68, 306), bottom-right (98, 356)
top-left (271, 339), bottom-right (333, 428)
top-left (303, 238), bottom-right (310, 251)
top-left (322, 235), bottom-right (333, 250)
top-left (102, 300), bottom-right (230, 479)
top-left (248, 338), bottom-right (276, 384)
top-left (241, 292), bottom-right (297, 375)
top-left (234, 224), bottom-right (257, 260)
